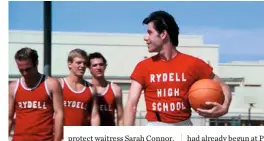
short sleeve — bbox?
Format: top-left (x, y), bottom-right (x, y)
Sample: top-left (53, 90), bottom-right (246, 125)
top-left (130, 61), bottom-right (147, 87)
top-left (193, 58), bottom-right (213, 80)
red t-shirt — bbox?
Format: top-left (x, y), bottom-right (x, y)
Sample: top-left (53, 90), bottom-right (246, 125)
top-left (130, 52), bottom-right (213, 123)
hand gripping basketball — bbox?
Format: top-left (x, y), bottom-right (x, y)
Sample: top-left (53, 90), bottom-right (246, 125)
top-left (188, 79), bottom-right (224, 110)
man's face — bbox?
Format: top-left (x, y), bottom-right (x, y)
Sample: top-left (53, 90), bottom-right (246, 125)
top-left (16, 59), bottom-right (37, 79)
top-left (144, 22), bottom-right (164, 53)
top-left (88, 58), bottom-right (106, 78)
top-left (68, 56), bottom-right (87, 77)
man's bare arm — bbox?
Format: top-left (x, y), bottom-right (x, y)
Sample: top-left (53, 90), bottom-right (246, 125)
top-left (9, 81), bottom-right (16, 136)
top-left (91, 86), bottom-right (100, 126)
top-left (112, 84), bottom-right (124, 126)
top-left (48, 78), bottom-right (64, 141)
top-left (197, 73), bottom-right (232, 118)
top-left (124, 80), bottom-right (143, 126)
top-left (212, 74), bottom-right (232, 110)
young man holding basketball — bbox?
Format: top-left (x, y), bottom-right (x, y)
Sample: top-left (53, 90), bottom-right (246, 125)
top-left (124, 10), bottom-right (232, 126)
top-left (87, 52), bottom-right (124, 126)
top-left (9, 47), bottom-right (63, 141)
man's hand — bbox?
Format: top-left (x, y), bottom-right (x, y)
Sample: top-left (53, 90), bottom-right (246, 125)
top-left (197, 73), bottom-right (231, 118)
top-left (197, 101), bottom-right (228, 118)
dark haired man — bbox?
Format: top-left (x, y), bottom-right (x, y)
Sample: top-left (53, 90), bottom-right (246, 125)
top-left (9, 47), bottom-right (63, 140)
top-left (124, 11), bottom-right (232, 126)
top-left (87, 52), bottom-right (124, 126)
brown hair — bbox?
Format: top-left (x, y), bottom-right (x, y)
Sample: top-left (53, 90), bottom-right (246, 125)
top-left (14, 47), bottom-right (39, 66)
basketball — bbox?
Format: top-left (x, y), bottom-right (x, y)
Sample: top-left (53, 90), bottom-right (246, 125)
top-left (188, 79), bottom-right (224, 111)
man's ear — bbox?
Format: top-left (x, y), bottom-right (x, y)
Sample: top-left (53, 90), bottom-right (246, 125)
top-left (160, 30), bottom-right (168, 40)
top-left (34, 59), bottom-right (39, 66)
top-left (68, 61), bottom-right (72, 70)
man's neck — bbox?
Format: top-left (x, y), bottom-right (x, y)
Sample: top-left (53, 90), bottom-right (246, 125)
top-left (66, 73), bottom-right (84, 84)
top-left (159, 44), bottom-right (178, 61)
top-left (91, 77), bottom-right (108, 87)
top-left (23, 73), bottom-right (42, 88)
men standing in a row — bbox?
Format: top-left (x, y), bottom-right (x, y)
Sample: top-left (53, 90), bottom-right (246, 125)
top-left (9, 48), bottom-right (123, 140)
top-left (61, 49), bottom-right (124, 127)
top-left (60, 49), bottom-right (123, 126)
top-left (9, 47), bottom-right (64, 141)
top-left (61, 50), bottom-right (124, 126)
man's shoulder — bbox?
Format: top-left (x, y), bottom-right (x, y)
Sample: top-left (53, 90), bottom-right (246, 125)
top-left (110, 82), bottom-right (121, 92)
top-left (45, 76), bottom-right (59, 82)
top-left (179, 52), bottom-right (199, 60)
top-left (9, 80), bottom-right (19, 92)
top-left (9, 79), bottom-right (18, 86)
top-left (84, 80), bottom-right (94, 87)
top-left (136, 54), bottom-right (159, 67)
top-left (45, 76), bottom-right (61, 87)
top-left (177, 52), bottom-right (207, 65)
top-left (109, 82), bottom-right (122, 97)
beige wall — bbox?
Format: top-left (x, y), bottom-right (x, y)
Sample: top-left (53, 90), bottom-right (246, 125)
top-left (219, 61), bottom-right (264, 84)
top-left (219, 62), bottom-right (264, 118)
top-left (9, 30), bottom-right (219, 78)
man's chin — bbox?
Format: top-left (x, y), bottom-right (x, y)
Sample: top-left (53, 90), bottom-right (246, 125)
top-left (76, 72), bottom-right (85, 77)
top-left (148, 48), bottom-right (154, 52)
top-left (95, 74), bottom-right (104, 78)
top-left (148, 49), bottom-right (158, 53)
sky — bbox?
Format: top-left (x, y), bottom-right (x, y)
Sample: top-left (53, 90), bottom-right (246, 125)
top-left (8, 1), bottom-right (264, 63)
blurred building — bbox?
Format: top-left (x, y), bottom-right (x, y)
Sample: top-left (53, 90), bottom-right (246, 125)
top-left (8, 30), bottom-right (264, 126)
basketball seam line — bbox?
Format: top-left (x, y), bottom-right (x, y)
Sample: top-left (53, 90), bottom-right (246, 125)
top-left (189, 88), bottom-right (222, 94)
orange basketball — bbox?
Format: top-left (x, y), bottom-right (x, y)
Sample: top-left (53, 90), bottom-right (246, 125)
top-left (188, 79), bottom-right (224, 111)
